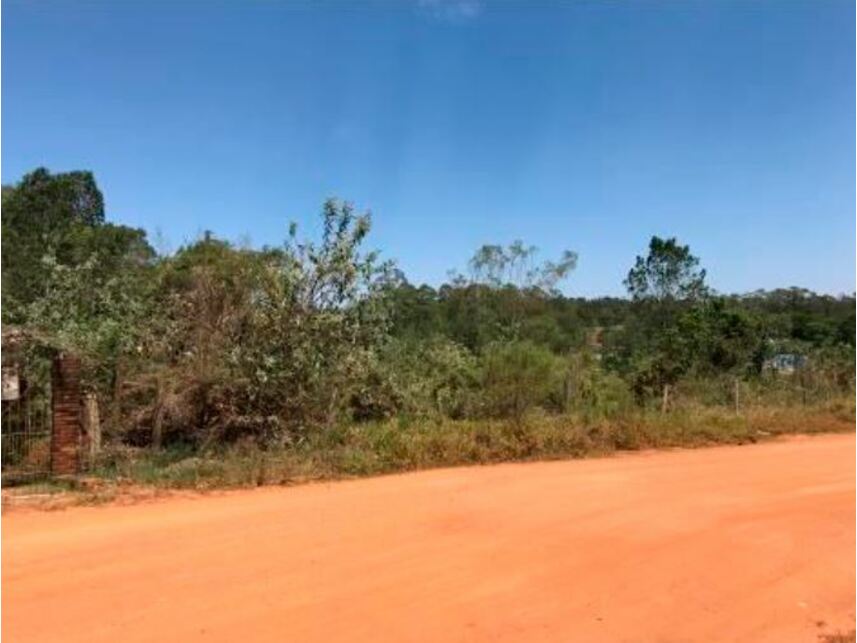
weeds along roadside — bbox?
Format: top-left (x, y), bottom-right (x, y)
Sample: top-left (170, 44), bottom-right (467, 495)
top-left (79, 396), bottom-right (853, 492)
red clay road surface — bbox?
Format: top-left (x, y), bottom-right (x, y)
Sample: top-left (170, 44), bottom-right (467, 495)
top-left (3, 434), bottom-right (855, 642)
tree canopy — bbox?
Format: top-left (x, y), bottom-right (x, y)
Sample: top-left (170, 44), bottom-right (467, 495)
top-left (2, 167), bottom-right (154, 319)
top-left (2, 167), bottom-right (853, 449)
top-left (624, 236), bottom-right (708, 302)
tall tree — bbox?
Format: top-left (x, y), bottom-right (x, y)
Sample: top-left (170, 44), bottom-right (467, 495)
top-left (624, 236), bottom-right (708, 303)
top-left (618, 237), bottom-right (709, 402)
top-left (442, 241), bottom-right (578, 346)
top-left (458, 240), bottom-right (577, 293)
top-left (2, 168), bottom-right (154, 321)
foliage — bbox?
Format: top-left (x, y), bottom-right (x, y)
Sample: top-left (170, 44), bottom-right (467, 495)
top-left (112, 199), bottom-right (397, 446)
top-left (352, 336), bottom-right (478, 421)
top-left (479, 341), bottom-right (563, 422)
top-left (1, 167), bottom-right (853, 461)
top-left (453, 240), bottom-right (578, 293)
top-left (564, 350), bottom-right (634, 420)
top-left (88, 396), bottom-right (854, 490)
top-left (2, 168), bottom-right (153, 318)
top-left (624, 236), bottom-right (708, 302)
top-left (20, 252), bottom-right (154, 387)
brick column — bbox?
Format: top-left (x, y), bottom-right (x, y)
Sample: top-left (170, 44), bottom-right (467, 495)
top-left (51, 353), bottom-right (82, 476)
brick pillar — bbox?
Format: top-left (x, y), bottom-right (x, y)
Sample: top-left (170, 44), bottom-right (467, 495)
top-left (51, 353), bottom-right (81, 476)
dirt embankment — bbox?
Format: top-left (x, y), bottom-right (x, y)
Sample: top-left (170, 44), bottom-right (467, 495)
top-left (3, 434), bottom-right (854, 642)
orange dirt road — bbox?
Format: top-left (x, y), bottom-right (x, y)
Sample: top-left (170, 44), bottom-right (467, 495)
top-left (3, 434), bottom-right (855, 642)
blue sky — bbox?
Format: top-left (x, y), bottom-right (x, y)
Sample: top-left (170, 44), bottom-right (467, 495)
top-left (3, 0), bottom-right (854, 296)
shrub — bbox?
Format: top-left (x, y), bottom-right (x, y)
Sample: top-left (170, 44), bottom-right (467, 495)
top-left (563, 350), bottom-right (634, 420)
top-left (479, 341), bottom-right (563, 422)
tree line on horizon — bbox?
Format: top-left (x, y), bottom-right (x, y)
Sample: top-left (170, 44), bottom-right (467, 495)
top-left (2, 168), bottom-right (854, 449)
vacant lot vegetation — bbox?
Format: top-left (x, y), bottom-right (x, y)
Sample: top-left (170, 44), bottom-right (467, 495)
top-left (86, 398), bottom-right (853, 490)
top-left (2, 169), bottom-right (854, 490)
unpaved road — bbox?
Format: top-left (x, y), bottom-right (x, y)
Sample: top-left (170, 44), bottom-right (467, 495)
top-left (3, 434), bottom-right (854, 642)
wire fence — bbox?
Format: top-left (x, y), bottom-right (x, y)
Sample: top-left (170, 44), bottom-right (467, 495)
top-left (2, 394), bottom-right (52, 482)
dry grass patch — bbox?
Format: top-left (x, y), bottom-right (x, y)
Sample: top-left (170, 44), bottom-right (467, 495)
top-left (73, 397), bottom-right (855, 492)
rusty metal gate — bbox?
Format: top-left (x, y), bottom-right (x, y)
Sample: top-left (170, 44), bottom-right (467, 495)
top-left (1, 367), bottom-right (52, 482)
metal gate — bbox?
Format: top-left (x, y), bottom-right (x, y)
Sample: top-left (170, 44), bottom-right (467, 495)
top-left (1, 373), bottom-right (52, 482)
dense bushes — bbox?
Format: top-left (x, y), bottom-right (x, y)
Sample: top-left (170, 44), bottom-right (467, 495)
top-left (2, 168), bottom-right (854, 460)
top-left (357, 336), bottom-right (478, 420)
top-left (118, 200), bottom-right (398, 445)
top-left (480, 341), bottom-right (562, 421)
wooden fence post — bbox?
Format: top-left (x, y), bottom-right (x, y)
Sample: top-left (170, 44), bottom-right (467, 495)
top-left (564, 374), bottom-right (573, 413)
top-left (735, 379), bottom-right (743, 415)
top-left (82, 392), bottom-right (101, 463)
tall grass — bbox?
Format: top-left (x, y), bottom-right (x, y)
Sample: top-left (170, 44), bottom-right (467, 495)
top-left (89, 396), bottom-right (854, 491)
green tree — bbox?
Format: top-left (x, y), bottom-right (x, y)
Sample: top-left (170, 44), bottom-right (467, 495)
top-left (678, 299), bottom-right (763, 377)
top-left (456, 240), bottom-right (577, 293)
top-left (132, 199), bottom-right (398, 445)
top-left (624, 236), bottom-right (708, 303)
top-left (21, 251), bottom-right (154, 390)
top-left (2, 168), bottom-right (154, 320)
top-left (443, 241), bottom-right (578, 346)
top-left (616, 237), bottom-right (709, 404)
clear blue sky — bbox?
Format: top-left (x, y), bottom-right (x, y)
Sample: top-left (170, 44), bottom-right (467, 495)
top-left (3, 0), bottom-right (854, 296)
